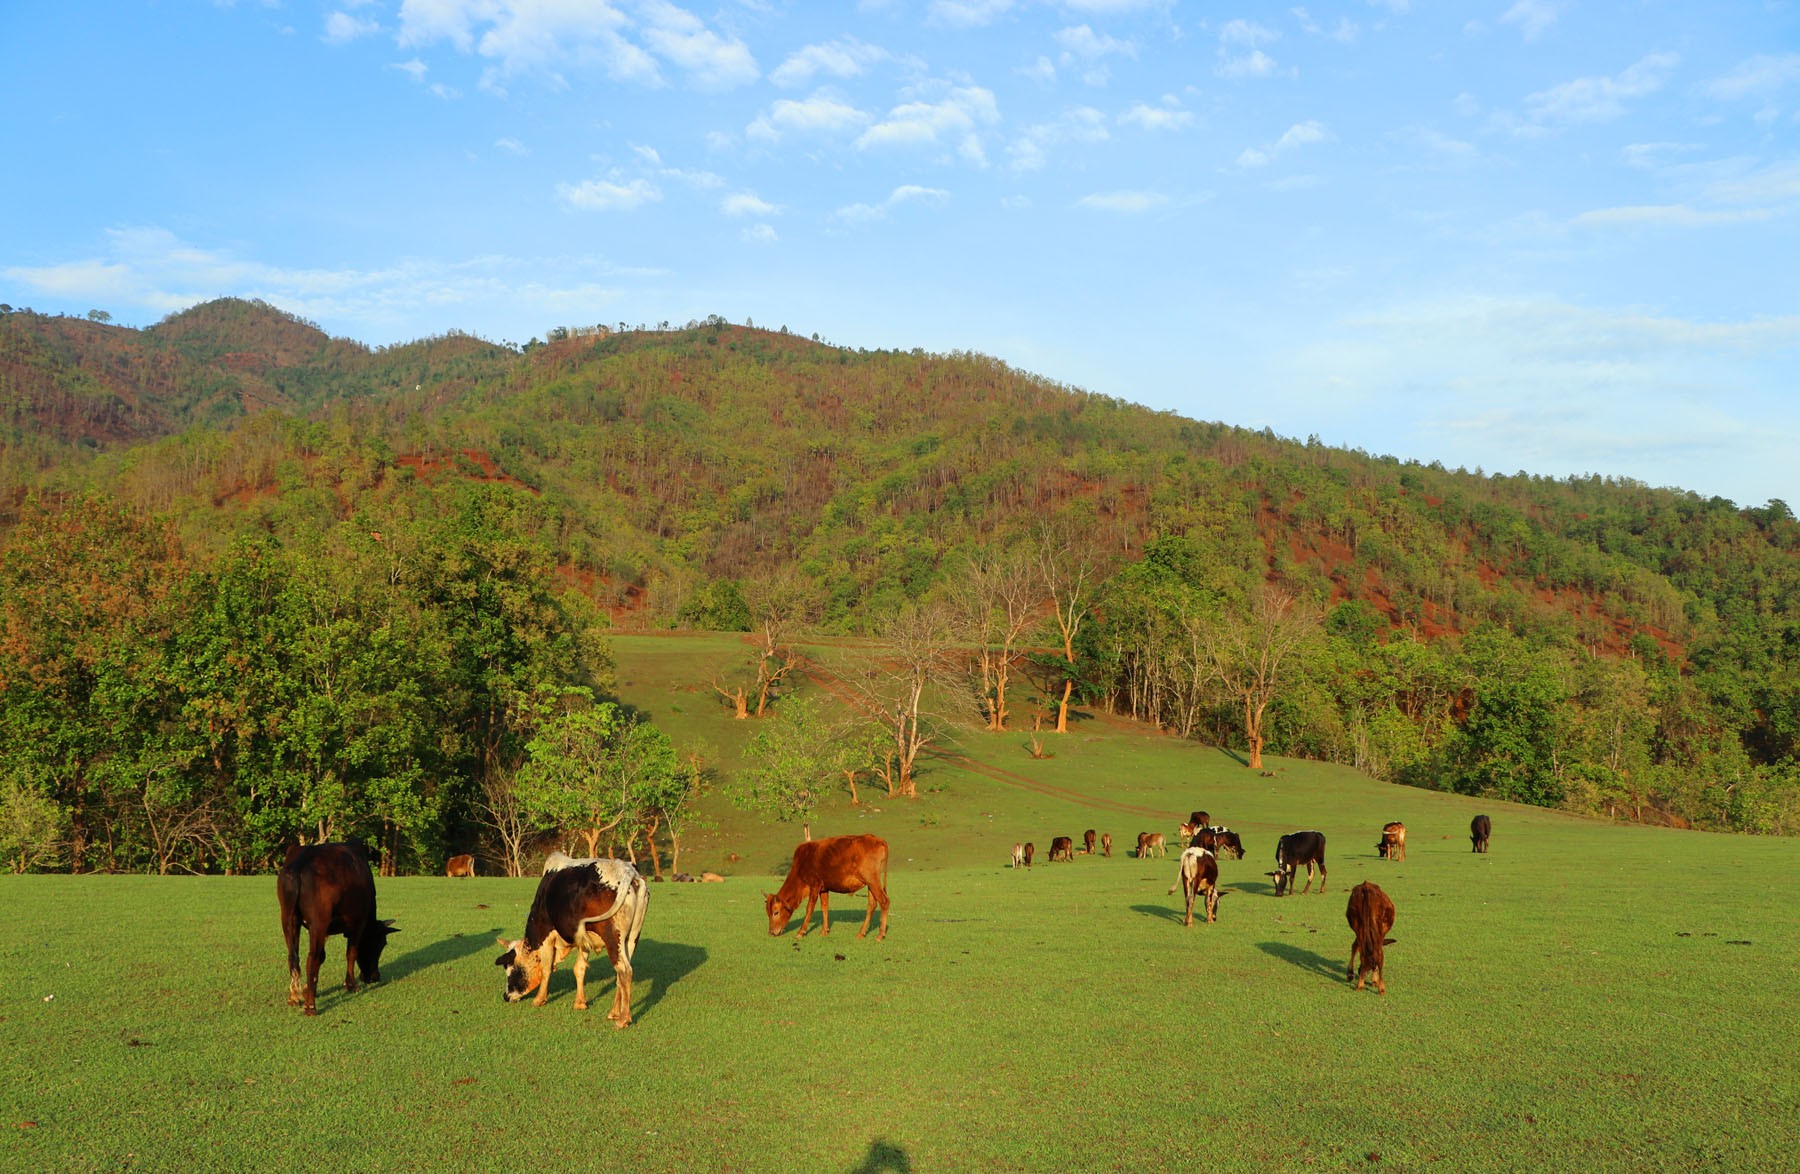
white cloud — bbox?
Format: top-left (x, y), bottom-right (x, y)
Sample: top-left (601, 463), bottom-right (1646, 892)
top-left (1219, 19), bottom-right (1279, 47)
top-left (740, 224), bottom-right (778, 244)
top-left (495, 136), bottom-right (529, 155)
top-left (1703, 54), bottom-right (1800, 102)
top-left (1236, 120), bottom-right (1330, 167)
top-left (1215, 26), bottom-right (1292, 82)
top-left (1120, 98), bottom-right (1195, 132)
top-left (391, 58), bottom-right (429, 83)
top-left (1525, 52), bottom-right (1679, 123)
top-left (1056, 25), bottom-right (1135, 59)
top-left (1293, 7), bottom-right (1356, 41)
top-left (1020, 55), bottom-right (1057, 85)
top-left (1571, 204), bottom-right (1774, 229)
top-left (928, 0), bottom-right (1014, 28)
top-left (857, 84), bottom-right (1000, 151)
top-left (836, 184), bottom-right (951, 223)
top-left (1007, 106), bottom-right (1109, 172)
top-left (637, 0), bottom-right (759, 90)
top-left (722, 191), bottom-right (781, 217)
top-left (1076, 190), bottom-right (1169, 213)
top-left (1498, 0), bottom-right (1562, 42)
top-left (769, 37), bottom-right (887, 88)
top-left (324, 11), bottom-right (380, 43)
top-left (556, 177), bottom-right (661, 211)
top-left (747, 91), bottom-right (871, 140)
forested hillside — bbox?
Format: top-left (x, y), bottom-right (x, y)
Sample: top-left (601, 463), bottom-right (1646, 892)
top-left (3, 298), bottom-right (1798, 874)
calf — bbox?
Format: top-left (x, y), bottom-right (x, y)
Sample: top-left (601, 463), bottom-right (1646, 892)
top-left (1011, 842), bottom-right (1026, 870)
top-left (1022, 842), bottom-right (1035, 869)
top-left (1167, 846), bottom-right (1222, 927)
top-left (1345, 881), bottom-right (1397, 995)
top-left (1376, 822), bottom-right (1406, 862)
top-left (1082, 829), bottom-right (1097, 856)
top-left (1100, 832), bottom-right (1112, 858)
top-left (1135, 832), bottom-right (1167, 859)
top-left (764, 834), bottom-right (890, 941)
top-left (1048, 836), bottom-right (1075, 862)
top-left (1188, 825), bottom-right (1245, 860)
top-left (1471, 814), bottom-right (1492, 853)
top-left (277, 841), bottom-right (398, 1017)
top-left (1188, 811), bottom-right (1210, 829)
top-left (495, 858), bottom-right (648, 1027)
top-left (445, 853), bottom-right (475, 878)
top-left (1268, 831), bottom-right (1327, 896)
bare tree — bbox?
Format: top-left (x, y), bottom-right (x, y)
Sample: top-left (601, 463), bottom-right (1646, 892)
top-left (712, 576), bottom-right (805, 718)
top-left (1206, 586), bottom-right (1320, 770)
top-left (1034, 523), bottom-right (1098, 734)
top-left (473, 763), bottom-right (540, 877)
top-left (950, 547), bottom-right (1039, 732)
top-left (851, 604), bottom-right (951, 798)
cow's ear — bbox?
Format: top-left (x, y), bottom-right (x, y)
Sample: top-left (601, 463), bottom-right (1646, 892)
top-left (380, 919), bottom-right (398, 933)
top-left (495, 949), bottom-right (516, 968)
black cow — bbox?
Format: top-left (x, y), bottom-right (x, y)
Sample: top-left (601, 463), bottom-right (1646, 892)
top-left (1471, 814), bottom-right (1492, 853)
top-left (277, 841), bottom-right (397, 1016)
top-left (1269, 831), bottom-right (1327, 896)
top-left (1188, 826), bottom-right (1246, 860)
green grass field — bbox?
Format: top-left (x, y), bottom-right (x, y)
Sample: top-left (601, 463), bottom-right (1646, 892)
top-left (3, 637), bottom-right (1799, 1171)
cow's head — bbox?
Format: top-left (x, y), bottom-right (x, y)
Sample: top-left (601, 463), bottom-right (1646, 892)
top-left (1268, 867), bottom-right (1292, 897)
top-left (1221, 833), bottom-right (1245, 860)
top-left (358, 919), bottom-right (398, 982)
top-left (763, 892), bottom-right (795, 936)
top-left (495, 937), bottom-right (547, 1002)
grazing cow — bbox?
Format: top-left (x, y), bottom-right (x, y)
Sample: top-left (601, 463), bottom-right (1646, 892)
top-left (1082, 829), bottom-right (1097, 856)
top-left (1048, 836), bottom-right (1076, 862)
top-left (1022, 842), bottom-right (1035, 869)
top-left (445, 853), bottom-right (475, 878)
top-left (1376, 822), bottom-right (1406, 862)
top-left (495, 858), bottom-right (648, 1027)
top-left (1268, 831), bottom-right (1328, 896)
top-left (277, 841), bottom-right (398, 1017)
top-left (1100, 832), bottom-right (1112, 858)
top-left (1471, 814), bottom-right (1492, 854)
top-left (1011, 842), bottom-right (1026, 870)
top-left (1135, 832), bottom-right (1167, 859)
top-left (764, 834), bottom-right (890, 941)
top-left (1345, 881), bottom-right (1398, 995)
top-left (1167, 846), bottom-right (1223, 927)
top-left (1188, 826), bottom-right (1246, 860)
top-left (1188, 811), bottom-right (1210, 829)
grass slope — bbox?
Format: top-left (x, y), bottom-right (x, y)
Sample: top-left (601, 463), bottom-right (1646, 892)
top-left (4, 698), bottom-right (1799, 1171)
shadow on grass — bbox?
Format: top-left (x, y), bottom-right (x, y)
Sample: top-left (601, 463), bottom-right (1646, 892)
top-left (383, 928), bottom-right (507, 983)
top-left (1130, 903), bottom-right (1186, 925)
top-left (850, 1138), bottom-right (913, 1173)
top-left (531, 938), bottom-right (708, 1024)
top-left (1231, 879), bottom-right (1276, 896)
top-left (1257, 940), bottom-right (1344, 983)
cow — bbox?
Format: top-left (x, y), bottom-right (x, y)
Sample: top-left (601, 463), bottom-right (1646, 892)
top-left (495, 857), bottom-right (648, 1027)
top-left (1188, 826), bottom-right (1246, 860)
top-left (764, 834), bottom-right (890, 941)
top-left (445, 853), bottom-right (475, 878)
top-left (1048, 836), bottom-right (1075, 862)
top-left (1471, 814), bottom-right (1492, 853)
top-left (1022, 842), bottom-right (1035, 869)
top-left (1269, 831), bottom-right (1327, 896)
top-left (1100, 832), bottom-right (1112, 858)
top-left (1188, 811), bottom-right (1210, 829)
top-left (1346, 881), bottom-right (1398, 995)
top-left (1136, 832), bottom-right (1167, 859)
top-left (1011, 842), bottom-right (1026, 870)
top-left (1082, 829), bottom-right (1097, 856)
top-left (1167, 846), bottom-right (1223, 927)
top-left (277, 841), bottom-right (397, 1017)
top-left (1376, 822), bottom-right (1406, 862)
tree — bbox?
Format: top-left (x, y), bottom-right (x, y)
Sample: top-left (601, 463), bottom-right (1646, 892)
top-left (0, 768), bottom-right (67, 873)
top-left (1034, 523), bottom-right (1098, 733)
top-left (950, 547), bottom-right (1037, 732)
top-left (850, 603), bottom-right (949, 798)
top-left (734, 697), bottom-right (837, 839)
top-left (516, 697), bottom-right (636, 858)
top-left (1207, 586), bottom-right (1320, 771)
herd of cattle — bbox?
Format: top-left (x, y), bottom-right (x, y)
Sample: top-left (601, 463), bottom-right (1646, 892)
top-left (274, 812), bottom-right (1492, 1019)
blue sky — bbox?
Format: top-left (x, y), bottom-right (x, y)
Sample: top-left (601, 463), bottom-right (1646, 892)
top-left (4, 1), bottom-right (1798, 507)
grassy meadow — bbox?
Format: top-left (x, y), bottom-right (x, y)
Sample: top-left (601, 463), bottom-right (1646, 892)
top-left (3, 636), bottom-right (1799, 1171)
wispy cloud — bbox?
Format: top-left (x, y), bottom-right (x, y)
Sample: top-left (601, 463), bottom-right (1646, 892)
top-left (769, 37), bottom-right (890, 88)
top-left (1524, 52), bottom-right (1679, 123)
top-left (722, 191), bottom-right (781, 217)
top-left (836, 184), bottom-right (951, 223)
top-left (1215, 22), bottom-right (1292, 80)
top-left (748, 90), bottom-right (871, 141)
top-left (856, 83), bottom-right (999, 164)
top-left (1076, 189), bottom-right (1170, 213)
top-left (1702, 53), bottom-right (1800, 102)
top-left (927, 0), bottom-right (1014, 28)
top-left (324, 10), bottom-right (380, 43)
top-left (1120, 97), bottom-right (1195, 132)
top-left (1006, 106), bottom-right (1108, 172)
top-left (1498, 0), bottom-right (1563, 42)
top-left (556, 176), bottom-right (661, 212)
top-left (1236, 120), bottom-right (1330, 168)
top-left (1571, 204), bottom-right (1774, 229)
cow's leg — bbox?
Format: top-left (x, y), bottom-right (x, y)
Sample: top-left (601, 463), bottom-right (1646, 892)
top-left (865, 874), bottom-right (890, 940)
top-left (283, 909), bottom-right (305, 1008)
top-left (1318, 862), bottom-right (1327, 893)
top-left (605, 928), bottom-right (632, 1028)
top-left (819, 891), bottom-right (832, 936)
top-left (532, 942), bottom-right (556, 1007)
top-left (343, 922), bottom-right (360, 996)
top-left (304, 927), bottom-right (327, 1016)
top-left (572, 948), bottom-right (589, 1011)
top-left (858, 886), bottom-right (878, 938)
top-left (796, 892), bottom-right (817, 939)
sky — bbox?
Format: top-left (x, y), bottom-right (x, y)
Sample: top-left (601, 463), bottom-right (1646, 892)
top-left (3, 1), bottom-right (1798, 508)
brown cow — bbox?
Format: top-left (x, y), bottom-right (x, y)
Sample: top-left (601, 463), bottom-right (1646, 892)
top-left (445, 853), bottom-right (475, 878)
top-left (1136, 832), bottom-right (1167, 859)
top-left (496, 857), bottom-right (648, 1026)
top-left (1346, 881), bottom-right (1397, 995)
top-left (1471, 814), bottom-right (1492, 853)
top-left (1100, 832), bottom-right (1112, 858)
top-left (278, 841), bottom-right (397, 1017)
top-left (1376, 822), bottom-right (1406, 862)
top-left (1022, 842), bottom-right (1035, 868)
top-left (1167, 846), bottom-right (1222, 926)
top-left (1048, 836), bottom-right (1075, 862)
top-left (1188, 811), bottom-right (1210, 828)
top-left (764, 834), bottom-right (890, 941)
top-left (1082, 829), bottom-right (1097, 856)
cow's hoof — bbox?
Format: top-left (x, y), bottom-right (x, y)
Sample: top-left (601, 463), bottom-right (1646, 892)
top-left (574, 1000), bottom-right (588, 1011)
top-left (303, 1007), bottom-right (318, 1017)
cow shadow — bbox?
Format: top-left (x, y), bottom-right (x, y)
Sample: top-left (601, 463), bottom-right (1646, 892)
top-left (1131, 903), bottom-right (1187, 925)
top-left (850, 1138), bottom-right (912, 1173)
top-left (1257, 940), bottom-right (1343, 982)
top-left (534, 938), bottom-right (707, 1024)
top-left (1230, 879), bottom-right (1276, 897)
top-left (382, 929), bottom-right (506, 983)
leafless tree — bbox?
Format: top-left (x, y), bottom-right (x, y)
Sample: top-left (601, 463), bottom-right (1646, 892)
top-left (950, 547), bottom-right (1039, 732)
top-left (1206, 586), bottom-right (1320, 770)
top-left (1034, 523), bottom-right (1098, 734)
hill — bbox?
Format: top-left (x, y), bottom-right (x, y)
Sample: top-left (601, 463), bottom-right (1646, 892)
top-left (2, 300), bottom-right (1799, 870)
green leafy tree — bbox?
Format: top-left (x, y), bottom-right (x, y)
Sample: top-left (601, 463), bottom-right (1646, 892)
top-left (735, 696), bottom-right (838, 840)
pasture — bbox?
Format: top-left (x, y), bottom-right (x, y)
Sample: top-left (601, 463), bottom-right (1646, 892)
top-left (4, 638), bottom-right (1799, 1170)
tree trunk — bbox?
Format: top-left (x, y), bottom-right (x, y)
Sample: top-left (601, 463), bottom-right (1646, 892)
top-left (1055, 677), bottom-right (1073, 733)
